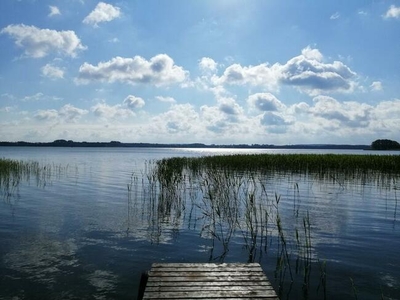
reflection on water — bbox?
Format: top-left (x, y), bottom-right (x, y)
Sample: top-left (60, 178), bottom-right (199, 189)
top-left (4, 235), bottom-right (79, 283)
top-left (0, 148), bottom-right (399, 300)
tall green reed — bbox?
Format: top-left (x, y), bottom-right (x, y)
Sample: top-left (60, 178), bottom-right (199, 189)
top-left (0, 158), bottom-right (65, 202)
top-left (138, 153), bottom-right (400, 297)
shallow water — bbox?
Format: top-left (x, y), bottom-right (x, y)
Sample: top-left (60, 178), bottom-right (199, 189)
top-left (0, 147), bottom-right (399, 299)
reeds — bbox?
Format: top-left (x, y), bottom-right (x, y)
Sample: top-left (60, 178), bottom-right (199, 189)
top-left (156, 153), bottom-right (400, 173)
top-left (142, 153), bottom-right (400, 297)
top-left (0, 158), bottom-right (65, 201)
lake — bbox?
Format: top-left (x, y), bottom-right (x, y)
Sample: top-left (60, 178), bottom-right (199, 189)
top-left (0, 147), bottom-right (399, 300)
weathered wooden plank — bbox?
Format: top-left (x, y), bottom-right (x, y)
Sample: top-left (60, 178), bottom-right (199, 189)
top-left (145, 281), bottom-right (272, 287)
top-left (150, 266), bottom-right (262, 272)
top-left (148, 271), bottom-right (266, 277)
top-left (143, 290), bottom-right (278, 299)
top-left (147, 275), bottom-right (269, 282)
top-left (144, 298), bottom-right (278, 300)
top-left (151, 263), bottom-right (260, 269)
top-left (144, 285), bottom-right (275, 292)
top-left (142, 263), bottom-right (279, 299)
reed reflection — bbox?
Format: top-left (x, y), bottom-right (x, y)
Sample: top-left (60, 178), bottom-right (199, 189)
top-left (131, 154), bottom-right (400, 299)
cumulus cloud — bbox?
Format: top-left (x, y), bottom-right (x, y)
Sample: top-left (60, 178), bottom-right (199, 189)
top-left (370, 81), bottom-right (383, 91)
top-left (218, 97), bottom-right (243, 115)
top-left (261, 112), bottom-right (290, 126)
top-left (383, 5), bottom-right (400, 19)
top-left (13, 96), bottom-right (400, 145)
top-left (1, 24), bottom-right (86, 58)
top-left (279, 47), bottom-right (356, 94)
top-left (41, 64), bottom-right (64, 79)
top-left (123, 95), bottom-right (145, 109)
top-left (247, 93), bottom-right (285, 112)
top-left (290, 102), bottom-right (310, 114)
top-left (35, 104), bottom-right (87, 122)
top-left (156, 96), bottom-right (176, 103)
top-left (151, 104), bottom-right (200, 135)
top-left (215, 63), bottom-right (280, 91)
top-left (310, 96), bottom-right (372, 128)
top-left (247, 95), bottom-right (292, 133)
top-left (214, 47), bottom-right (357, 95)
top-left (373, 99), bottom-right (400, 119)
top-left (199, 57), bottom-right (218, 73)
top-left (34, 109), bottom-right (59, 121)
top-left (200, 105), bottom-right (226, 133)
top-left (83, 2), bottom-right (121, 27)
top-left (59, 104), bottom-right (88, 121)
top-left (148, 102), bottom-right (246, 141)
top-left (91, 102), bottom-right (133, 119)
top-left (76, 54), bottom-right (188, 86)
top-left (48, 6), bottom-right (61, 17)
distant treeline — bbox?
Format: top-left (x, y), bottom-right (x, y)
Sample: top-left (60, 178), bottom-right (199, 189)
top-left (0, 139), bottom-right (370, 149)
top-left (370, 139), bottom-right (400, 150)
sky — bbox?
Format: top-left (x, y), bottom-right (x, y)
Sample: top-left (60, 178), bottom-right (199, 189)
top-left (0, 0), bottom-right (399, 145)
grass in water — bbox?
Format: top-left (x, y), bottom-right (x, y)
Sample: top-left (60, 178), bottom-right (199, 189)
top-left (146, 153), bottom-right (400, 298)
top-left (0, 158), bottom-right (65, 201)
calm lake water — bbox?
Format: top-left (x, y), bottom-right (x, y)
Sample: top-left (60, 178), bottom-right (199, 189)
top-left (0, 147), bottom-right (399, 300)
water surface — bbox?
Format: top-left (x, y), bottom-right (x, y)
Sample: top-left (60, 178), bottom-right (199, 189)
top-left (0, 147), bottom-right (399, 299)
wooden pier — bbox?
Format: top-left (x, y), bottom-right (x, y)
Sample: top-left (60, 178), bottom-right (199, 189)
top-left (141, 263), bottom-right (279, 299)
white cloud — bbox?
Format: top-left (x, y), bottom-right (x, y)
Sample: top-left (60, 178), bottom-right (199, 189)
top-left (156, 96), bottom-right (176, 104)
top-left (48, 6), bottom-right (61, 17)
top-left (214, 47), bottom-right (356, 95)
top-left (201, 105), bottom-right (237, 134)
top-left (91, 102), bottom-right (133, 119)
top-left (330, 12), bottom-right (340, 20)
top-left (199, 105), bottom-right (226, 134)
top-left (247, 93), bottom-right (285, 112)
top-left (150, 104), bottom-right (200, 135)
top-left (289, 102), bottom-right (310, 114)
top-left (215, 62), bottom-right (280, 91)
top-left (261, 112), bottom-right (291, 127)
top-left (34, 109), bottom-right (59, 121)
top-left (279, 47), bottom-right (357, 94)
top-left (373, 99), bottom-right (400, 120)
top-left (199, 57), bottom-right (218, 73)
top-left (123, 95), bottom-right (145, 109)
top-left (8, 95), bottom-right (400, 144)
top-left (41, 64), bottom-right (64, 79)
top-left (21, 92), bottom-right (62, 102)
top-left (83, 2), bottom-right (121, 27)
top-left (148, 102), bottom-right (248, 141)
top-left (301, 46), bottom-right (323, 61)
top-left (310, 96), bottom-right (372, 128)
top-left (370, 81), bottom-right (383, 91)
top-left (384, 5), bottom-right (400, 19)
top-left (34, 104), bottom-right (87, 122)
top-left (1, 24), bottom-right (86, 58)
top-left (59, 104), bottom-right (88, 122)
top-left (218, 97), bottom-right (243, 116)
top-left (22, 93), bottom-right (44, 102)
top-left (76, 54), bottom-right (188, 87)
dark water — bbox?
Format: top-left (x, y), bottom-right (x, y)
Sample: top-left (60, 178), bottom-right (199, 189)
top-left (0, 147), bottom-right (399, 300)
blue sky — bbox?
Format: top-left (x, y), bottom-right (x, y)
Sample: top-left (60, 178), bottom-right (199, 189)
top-left (1, 0), bottom-right (399, 144)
